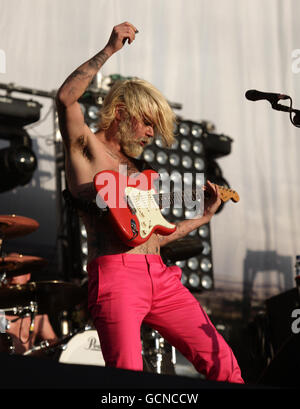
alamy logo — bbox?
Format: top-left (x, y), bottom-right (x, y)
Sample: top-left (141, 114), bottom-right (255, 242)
top-left (291, 309), bottom-right (300, 334)
top-left (292, 49), bottom-right (300, 74)
top-left (95, 165), bottom-right (205, 219)
top-left (0, 49), bottom-right (6, 74)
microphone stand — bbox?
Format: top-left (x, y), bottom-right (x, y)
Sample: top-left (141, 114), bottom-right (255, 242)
top-left (265, 95), bottom-right (300, 128)
top-left (274, 103), bottom-right (300, 128)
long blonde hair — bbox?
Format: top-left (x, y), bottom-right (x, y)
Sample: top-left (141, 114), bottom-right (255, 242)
top-left (98, 78), bottom-right (176, 149)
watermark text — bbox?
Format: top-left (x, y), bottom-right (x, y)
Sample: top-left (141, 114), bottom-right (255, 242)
top-left (292, 49), bottom-right (300, 74)
top-left (291, 308), bottom-right (300, 334)
top-left (0, 49), bottom-right (6, 74)
top-left (95, 164), bottom-right (204, 219)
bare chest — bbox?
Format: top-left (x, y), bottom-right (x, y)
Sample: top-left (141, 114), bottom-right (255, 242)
top-left (67, 143), bottom-right (140, 200)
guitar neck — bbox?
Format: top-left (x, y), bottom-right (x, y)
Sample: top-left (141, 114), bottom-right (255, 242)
top-left (155, 183), bottom-right (239, 208)
top-left (211, 184), bottom-right (240, 203)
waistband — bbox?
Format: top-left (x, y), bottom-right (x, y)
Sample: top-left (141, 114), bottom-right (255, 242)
top-left (87, 253), bottom-right (165, 269)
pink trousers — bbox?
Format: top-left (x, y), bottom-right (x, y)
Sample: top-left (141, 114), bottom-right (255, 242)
top-left (87, 253), bottom-right (244, 383)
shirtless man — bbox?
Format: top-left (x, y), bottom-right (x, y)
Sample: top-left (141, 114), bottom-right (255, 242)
top-left (56, 22), bottom-right (244, 383)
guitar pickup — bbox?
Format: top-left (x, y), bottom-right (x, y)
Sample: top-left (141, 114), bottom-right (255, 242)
top-left (126, 195), bottom-right (136, 215)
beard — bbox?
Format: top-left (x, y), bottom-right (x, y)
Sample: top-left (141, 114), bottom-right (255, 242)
top-left (116, 119), bottom-right (144, 158)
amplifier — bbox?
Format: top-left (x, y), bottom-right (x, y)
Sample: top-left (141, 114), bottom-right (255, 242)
top-left (202, 132), bottom-right (233, 159)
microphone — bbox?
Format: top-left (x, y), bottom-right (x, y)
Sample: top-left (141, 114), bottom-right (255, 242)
top-left (245, 89), bottom-right (289, 105)
top-left (246, 89), bottom-right (300, 127)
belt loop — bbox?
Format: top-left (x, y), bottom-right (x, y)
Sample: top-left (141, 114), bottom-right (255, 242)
top-left (121, 254), bottom-right (126, 266)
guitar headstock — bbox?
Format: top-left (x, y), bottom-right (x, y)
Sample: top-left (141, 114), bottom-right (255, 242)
top-left (214, 184), bottom-right (240, 203)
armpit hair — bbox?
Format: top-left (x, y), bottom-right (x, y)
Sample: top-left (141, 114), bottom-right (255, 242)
top-left (76, 135), bottom-right (93, 161)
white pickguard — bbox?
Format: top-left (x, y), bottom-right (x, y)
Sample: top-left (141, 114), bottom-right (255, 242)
top-left (125, 187), bottom-right (175, 238)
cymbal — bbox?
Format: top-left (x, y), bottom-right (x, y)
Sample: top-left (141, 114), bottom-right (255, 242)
top-left (0, 253), bottom-right (48, 278)
top-left (0, 281), bottom-right (86, 313)
top-left (0, 215), bottom-right (39, 239)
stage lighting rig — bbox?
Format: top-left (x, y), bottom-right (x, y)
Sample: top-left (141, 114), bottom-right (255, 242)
top-left (0, 95), bottom-right (41, 192)
top-left (140, 118), bottom-right (216, 292)
top-left (141, 118), bottom-right (234, 292)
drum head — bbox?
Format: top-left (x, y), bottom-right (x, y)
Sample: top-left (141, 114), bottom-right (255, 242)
top-left (59, 330), bottom-right (105, 366)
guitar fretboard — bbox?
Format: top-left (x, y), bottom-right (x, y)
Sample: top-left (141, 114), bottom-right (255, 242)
top-left (153, 190), bottom-right (201, 209)
top-left (153, 184), bottom-right (239, 209)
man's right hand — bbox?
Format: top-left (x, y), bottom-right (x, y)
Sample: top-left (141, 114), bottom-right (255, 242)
top-left (104, 22), bottom-right (138, 55)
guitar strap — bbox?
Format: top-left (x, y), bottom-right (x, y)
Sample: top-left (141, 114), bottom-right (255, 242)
top-left (62, 188), bottom-right (106, 216)
top-left (62, 158), bottom-right (156, 216)
top-left (131, 157), bottom-right (158, 172)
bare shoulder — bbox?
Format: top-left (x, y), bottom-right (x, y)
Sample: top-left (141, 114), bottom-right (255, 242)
top-left (56, 98), bottom-right (100, 160)
top-left (64, 131), bottom-right (111, 195)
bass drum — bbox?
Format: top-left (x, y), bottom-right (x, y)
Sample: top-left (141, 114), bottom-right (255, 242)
top-left (24, 328), bottom-right (105, 367)
top-left (58, 329), bottom-right (105, 366)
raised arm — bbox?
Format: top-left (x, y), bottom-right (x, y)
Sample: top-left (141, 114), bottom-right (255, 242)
top-left (55, 22), bottom-right (138, 148)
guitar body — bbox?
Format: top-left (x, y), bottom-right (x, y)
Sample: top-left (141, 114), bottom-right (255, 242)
top-left (94, 169), bottom-right (177, 247)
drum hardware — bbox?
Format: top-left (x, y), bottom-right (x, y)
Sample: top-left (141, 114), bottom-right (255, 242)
top-left (153, 331), bottom-right (163, 374)
top-left (0, 272), bottom-right (7, 286)
top-left (0, 309), bottom-right (6, 332)
top-left (171, 345), bottom-right (176, 366)
top-left (0, 214), bottom-right (87, 357)
top-left (1, 301), bottom-right (38, 318)
top-left (0, 280), bottom-right (84, 357)
top-left (141, 326), bottom-right (176, 375)
top-left (60, 310), bottom-right (72, 336)
top-left (23, 339), bottom-right (50, 355)
top-left (23, 327), bottom-right (105, 367)
top-left (23, 330), bottom-right (77, 358)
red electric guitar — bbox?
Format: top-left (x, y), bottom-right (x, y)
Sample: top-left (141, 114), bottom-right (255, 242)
top-left (94, 169), bottom-right (239, 247)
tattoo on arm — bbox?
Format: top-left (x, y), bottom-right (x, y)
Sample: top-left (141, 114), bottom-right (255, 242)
top-left (88, 50), bottom-right (110, 70)
top-left (69, 69), bottom-right (93, 81)
top-left (58, 50), bottom-right (110, 103)
top-left (62, 69), bottom-right (93, 93)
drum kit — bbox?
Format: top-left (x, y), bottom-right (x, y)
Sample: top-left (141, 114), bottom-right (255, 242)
top-left (0, 214), bottom-right (176, 374)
